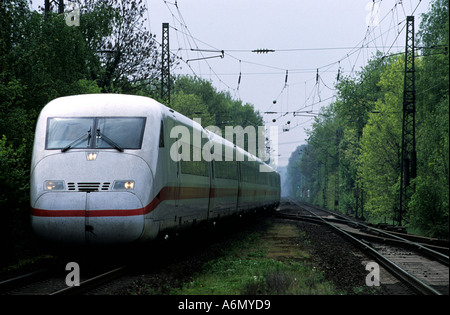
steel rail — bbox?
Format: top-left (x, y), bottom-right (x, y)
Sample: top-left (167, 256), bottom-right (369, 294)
top-left (276, 212), bottom-right (449, 259)
top-left (295, 201), bottom-right (449, 266)
top-left (49, 266), bottom-right (126, 295)
top-left (0, 269), bottom-right (50, 293)
top-left (284, 200), bottom-right (443, 295)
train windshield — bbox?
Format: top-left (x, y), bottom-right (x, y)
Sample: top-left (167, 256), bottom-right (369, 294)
top-left (46, 117), bottom-right (146, 150)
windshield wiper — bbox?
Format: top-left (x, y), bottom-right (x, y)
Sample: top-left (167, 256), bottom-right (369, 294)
top-left (61, 128), bottom-right (91, 152)
top-left (96, 128), bottom-right (124, 152)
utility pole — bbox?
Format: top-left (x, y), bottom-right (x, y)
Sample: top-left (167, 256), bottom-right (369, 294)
top-left (355, 116), bottom-right (364, 220)
top-left (161, 23), bottom-right (170, 104)
top-left (44, 0), bottom-right (64, 15)
top-left (398, 16), bottom-right (417, 226)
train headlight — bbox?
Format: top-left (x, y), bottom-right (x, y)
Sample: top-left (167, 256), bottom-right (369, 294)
top-left (44, 180), bottom-right (65, 191)
top-left (86, 152), bottom-right (98, 161)
top-left (113, 180), bottom-right (135, 190)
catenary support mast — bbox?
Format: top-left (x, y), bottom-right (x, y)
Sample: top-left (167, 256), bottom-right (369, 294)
top-left (161, 23), bottom-right (171, 104)
top-left (398, 16), bottom-right (417, 226)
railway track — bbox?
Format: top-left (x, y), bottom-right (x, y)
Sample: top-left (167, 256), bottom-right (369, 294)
top-left (50, 266), bottom-right (127, 295)
top-left (0, 264), bottom-right (127, 295)
top-left (0, 215), bottom-right (269, 295)
top-left (2, 201), bottom-right (448, 295)
top-left (275, 200), bottom-right (449, 295)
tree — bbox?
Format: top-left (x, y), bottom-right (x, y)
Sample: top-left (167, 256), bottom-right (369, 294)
top-left (286, 145), bottom-right (307, 198)
top-left (84, 0), bottom-right (164, 93)
top-left (410, 0), bottom-right (449, 237)
top-left (277, 0), bottom-right (448, 236)
top-left (170, 90), bottom-right (215, 127)
top-left (359, 56), bottom-right (404, 221)
top-left (1, 0), bottom-right (107, 147)
top-left (0, 0), bottom-right (118, 263)
top-left (330, 54), bottom-right (390, 215)
top-left (171, 75), bottom-right (262, 126)
top-left (0, 135), bottom-right (29, 265)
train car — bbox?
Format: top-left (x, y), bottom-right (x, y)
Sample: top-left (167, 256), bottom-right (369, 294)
top-left (30, 94), bottom-right (280, 245)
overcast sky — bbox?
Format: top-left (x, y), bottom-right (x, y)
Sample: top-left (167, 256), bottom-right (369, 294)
top-left (145, 0), bottom-right (433, 167)
top-left (35, 0), bottom-right (433, 167)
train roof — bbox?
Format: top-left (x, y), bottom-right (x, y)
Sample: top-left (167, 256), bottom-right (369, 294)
top-left (38, 94), bottom-right (164, 118)
top-left (35, 94), bottom-right (278, 173)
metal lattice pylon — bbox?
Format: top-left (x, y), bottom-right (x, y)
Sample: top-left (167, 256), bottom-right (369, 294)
top-left (161, 23), bottom-right (171, 104)
top-left (398, 16), bottom-right (417, 226)
top-left (44, 0), bottom-right (64, 15)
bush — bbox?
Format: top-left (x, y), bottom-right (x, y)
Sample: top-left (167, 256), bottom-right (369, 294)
top-left (410, 176), bottom-right (449, 239)
top-left (0, 135), bottom-right (30, 266)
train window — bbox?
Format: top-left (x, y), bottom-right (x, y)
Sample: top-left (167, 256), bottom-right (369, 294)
top-left (215, 160), bottom-right (237, 179)
top-left (240, 162), bottom-right (255, 183)
top-left (180, 144), bottom-right (209, 176)
top-left (96, 117), bottom-right (146, 149)
top-left (181, 160), bottom-right (209, 177)
top-left (214, 150), bottom-right (237, 180)
top-left (46, 117), bottom-right (146, 150)
top-left (46, 118), bottom-right (93, 150)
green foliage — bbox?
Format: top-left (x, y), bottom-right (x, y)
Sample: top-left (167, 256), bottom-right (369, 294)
top-left (176, 257), bottom-right (334, 295)
top-left (0, 0), bottom-right (265, 265)
top-left (88, 0), bottom-right (164, 93)
top-left (171, 76), bottom-right (263, 130)
top-left (164, 227), bottom-right (339, 295)
top-left (170, 90), bottom-right (215, 127)
top-left (409, 175), bottom-right (449, 238)
top-left (359, 57), bottom-right (404, 220)
top-left (0, 135), bottom-right (30, 264)
top-left (168, 76), bottom-right (264, 153)
top-left (0, 135), bottom-right (29, 209)
top-left (287, 0), bottom-right (449, 237)
top-left (411, 0), bottom-right (449, 238)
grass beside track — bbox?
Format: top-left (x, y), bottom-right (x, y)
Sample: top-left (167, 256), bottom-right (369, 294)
top-left (142, 219), bottom-right (344, 295)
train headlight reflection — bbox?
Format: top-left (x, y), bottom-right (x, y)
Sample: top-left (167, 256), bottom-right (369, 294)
top-left (44, 180), bottom-right (65, 191)
top-left (86, 152), bottom-right (98, 161)
top-left (113, 180), bottom-right (135, 190)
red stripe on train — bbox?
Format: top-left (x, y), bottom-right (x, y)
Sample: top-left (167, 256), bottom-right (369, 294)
top-left (30, 186), bottom-right (277, 217)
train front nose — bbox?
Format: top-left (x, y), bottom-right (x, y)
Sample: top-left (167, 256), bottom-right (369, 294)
top-left (30, 151), bottom-right (154, 245)
top-left (31, 191), bottom-right (145, 245)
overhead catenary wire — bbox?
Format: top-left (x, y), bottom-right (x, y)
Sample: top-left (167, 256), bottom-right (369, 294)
top-left (156, 0), bottom-right (425, 86)
top-left (151, 0), bottom-right (427, 147)
top-left (162, 1), bottom-right (236, 92)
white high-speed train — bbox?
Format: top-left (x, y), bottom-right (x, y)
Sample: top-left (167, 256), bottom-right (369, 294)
top-left (30, 94), bottom-right (280, 245)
